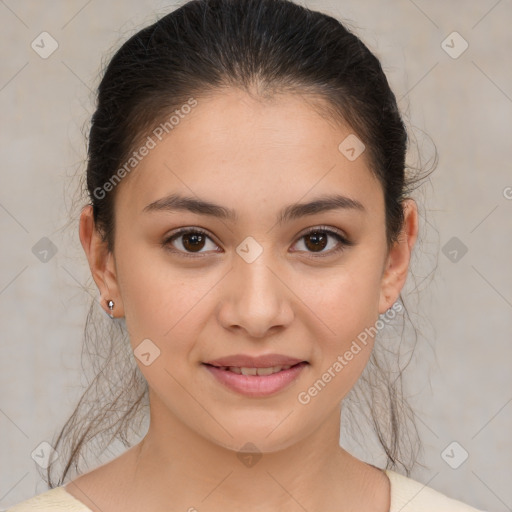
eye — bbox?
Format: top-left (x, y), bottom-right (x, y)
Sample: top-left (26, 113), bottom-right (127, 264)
top-left (162, 225), bottom-right (354, 259)
top-left (161, 227), bottom-right (220, 258)
top-left (291, 225), bottom-right (353, 257)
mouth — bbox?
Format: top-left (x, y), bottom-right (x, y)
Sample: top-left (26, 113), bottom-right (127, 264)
top-left (203, 362), bottom-right (305, 376)
top-left (202, 357), bottom-right (309, 397)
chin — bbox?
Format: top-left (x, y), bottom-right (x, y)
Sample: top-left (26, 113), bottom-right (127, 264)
top-left (195, 415), bottom-right (309, 455)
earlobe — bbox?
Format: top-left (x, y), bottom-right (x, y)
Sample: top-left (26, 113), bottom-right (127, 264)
top-left (79, 205), bottom-right (124, 318)
top-left (378, 199), bottom-right (418, 314)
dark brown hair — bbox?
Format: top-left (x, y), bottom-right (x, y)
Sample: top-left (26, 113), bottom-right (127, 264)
top-left (46, 0), bottom-right (436, 487)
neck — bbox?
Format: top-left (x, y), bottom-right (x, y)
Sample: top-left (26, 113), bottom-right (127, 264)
top-left (120, 397), bottom-right (387, 512)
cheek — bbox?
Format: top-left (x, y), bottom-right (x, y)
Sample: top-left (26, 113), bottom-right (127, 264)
top-left (297, 257), bottom-right (384, 403)
top-left (294, 264), bottom-right (384, 410)
top-left (116, 247), bottom-right (217, 352)
top-left (307, 256), bottom-right (384, 343)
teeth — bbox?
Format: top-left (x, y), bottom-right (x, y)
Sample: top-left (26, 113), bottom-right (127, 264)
top-left (225, 365), bottom-right (292, 376)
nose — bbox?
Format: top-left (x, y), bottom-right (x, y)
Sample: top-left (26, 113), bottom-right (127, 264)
top-left (217, 249), bottom-right (294, 339)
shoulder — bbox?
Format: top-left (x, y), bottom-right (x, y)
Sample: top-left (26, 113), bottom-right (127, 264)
top-left (386, 470), bottom-right (486, 512)
top-left (3, 486), bottom-right (93, 512)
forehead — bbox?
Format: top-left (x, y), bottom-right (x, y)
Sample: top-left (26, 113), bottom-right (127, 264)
top-left (115, 87), bottom-right (383, 223)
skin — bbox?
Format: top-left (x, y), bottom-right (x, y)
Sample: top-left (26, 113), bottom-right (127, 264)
top-left (71, 87), bottom-right (418, 512)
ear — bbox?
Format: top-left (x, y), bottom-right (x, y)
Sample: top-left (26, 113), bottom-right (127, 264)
top-left (79, 205), bottom-right (125, 318)
top-left (378, 199), bottom-right (418, 314)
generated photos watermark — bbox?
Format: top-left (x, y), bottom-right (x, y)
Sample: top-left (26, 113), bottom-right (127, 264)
top-left (93, 97), bottom-right (198, 200)
top-left (297, 301), bottom-right (403, 405)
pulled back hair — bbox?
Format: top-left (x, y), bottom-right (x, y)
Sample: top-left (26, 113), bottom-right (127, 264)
top-left (46, 0), bottom-right (436, 487)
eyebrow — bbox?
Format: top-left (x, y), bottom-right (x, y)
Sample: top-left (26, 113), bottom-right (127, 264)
top-left (142, 192), bottom-right (365, 224)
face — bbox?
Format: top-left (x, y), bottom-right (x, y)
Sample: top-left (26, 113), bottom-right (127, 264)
top-left (81, 87), bottom-right (417, 454)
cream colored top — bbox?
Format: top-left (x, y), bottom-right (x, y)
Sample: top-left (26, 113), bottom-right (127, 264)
top-left (4, 470), bottom-right (485, 511)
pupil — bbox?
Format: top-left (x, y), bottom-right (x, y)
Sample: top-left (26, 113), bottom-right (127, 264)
top-left (305, 231), bottom-right (327, 252)
top-left (180, 231), bottom-right (329, 253)
top-left (183, 233), bottom-right (205, 252)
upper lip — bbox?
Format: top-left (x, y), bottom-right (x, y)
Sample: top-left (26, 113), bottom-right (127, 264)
top-left (204, 354), bottom-right (307, 368)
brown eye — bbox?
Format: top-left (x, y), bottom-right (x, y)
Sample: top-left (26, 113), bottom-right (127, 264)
top-left (303, 231), bottom-right (329, 252)
top-left (292, 226), bottom-right (353, 257)
top-left (181, 232), bottom-right (206, 252)
top-left (162, 228), bottom-right (220, 257)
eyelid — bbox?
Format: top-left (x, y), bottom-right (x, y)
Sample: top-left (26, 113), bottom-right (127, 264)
top-left (290, 225), bottom-right (354, 257)
top-left (161, 224), bottom-right (354, 257)
top-left (296, 224), bottom-right (351, 243)
top-left (161, 226), bottom-right (220, 258)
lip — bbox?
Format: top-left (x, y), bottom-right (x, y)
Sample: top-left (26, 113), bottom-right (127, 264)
top-left (204, 353), bottom-right (306, 368)
top-left (202, 354), bottom-right (308, 397)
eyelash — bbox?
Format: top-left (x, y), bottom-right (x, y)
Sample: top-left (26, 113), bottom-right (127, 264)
top-left (161, 225), bottom-right (353, 259)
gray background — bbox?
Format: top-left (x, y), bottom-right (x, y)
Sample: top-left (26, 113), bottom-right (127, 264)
top-left (1, 1), bottom-right (511, 510)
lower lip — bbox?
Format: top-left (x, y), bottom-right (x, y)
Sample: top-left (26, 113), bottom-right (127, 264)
top-left (203, 362), bottom-right (308, 397)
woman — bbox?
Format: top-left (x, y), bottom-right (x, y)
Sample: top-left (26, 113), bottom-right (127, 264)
top-left (6, 0), bottom-right (485, 510)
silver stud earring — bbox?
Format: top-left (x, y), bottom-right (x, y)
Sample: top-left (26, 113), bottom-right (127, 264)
top-left (107, 299), bottom-right (115, 319)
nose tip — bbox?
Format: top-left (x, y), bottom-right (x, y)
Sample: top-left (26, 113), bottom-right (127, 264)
top-left (217, 258), bottom-right (294, 339)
